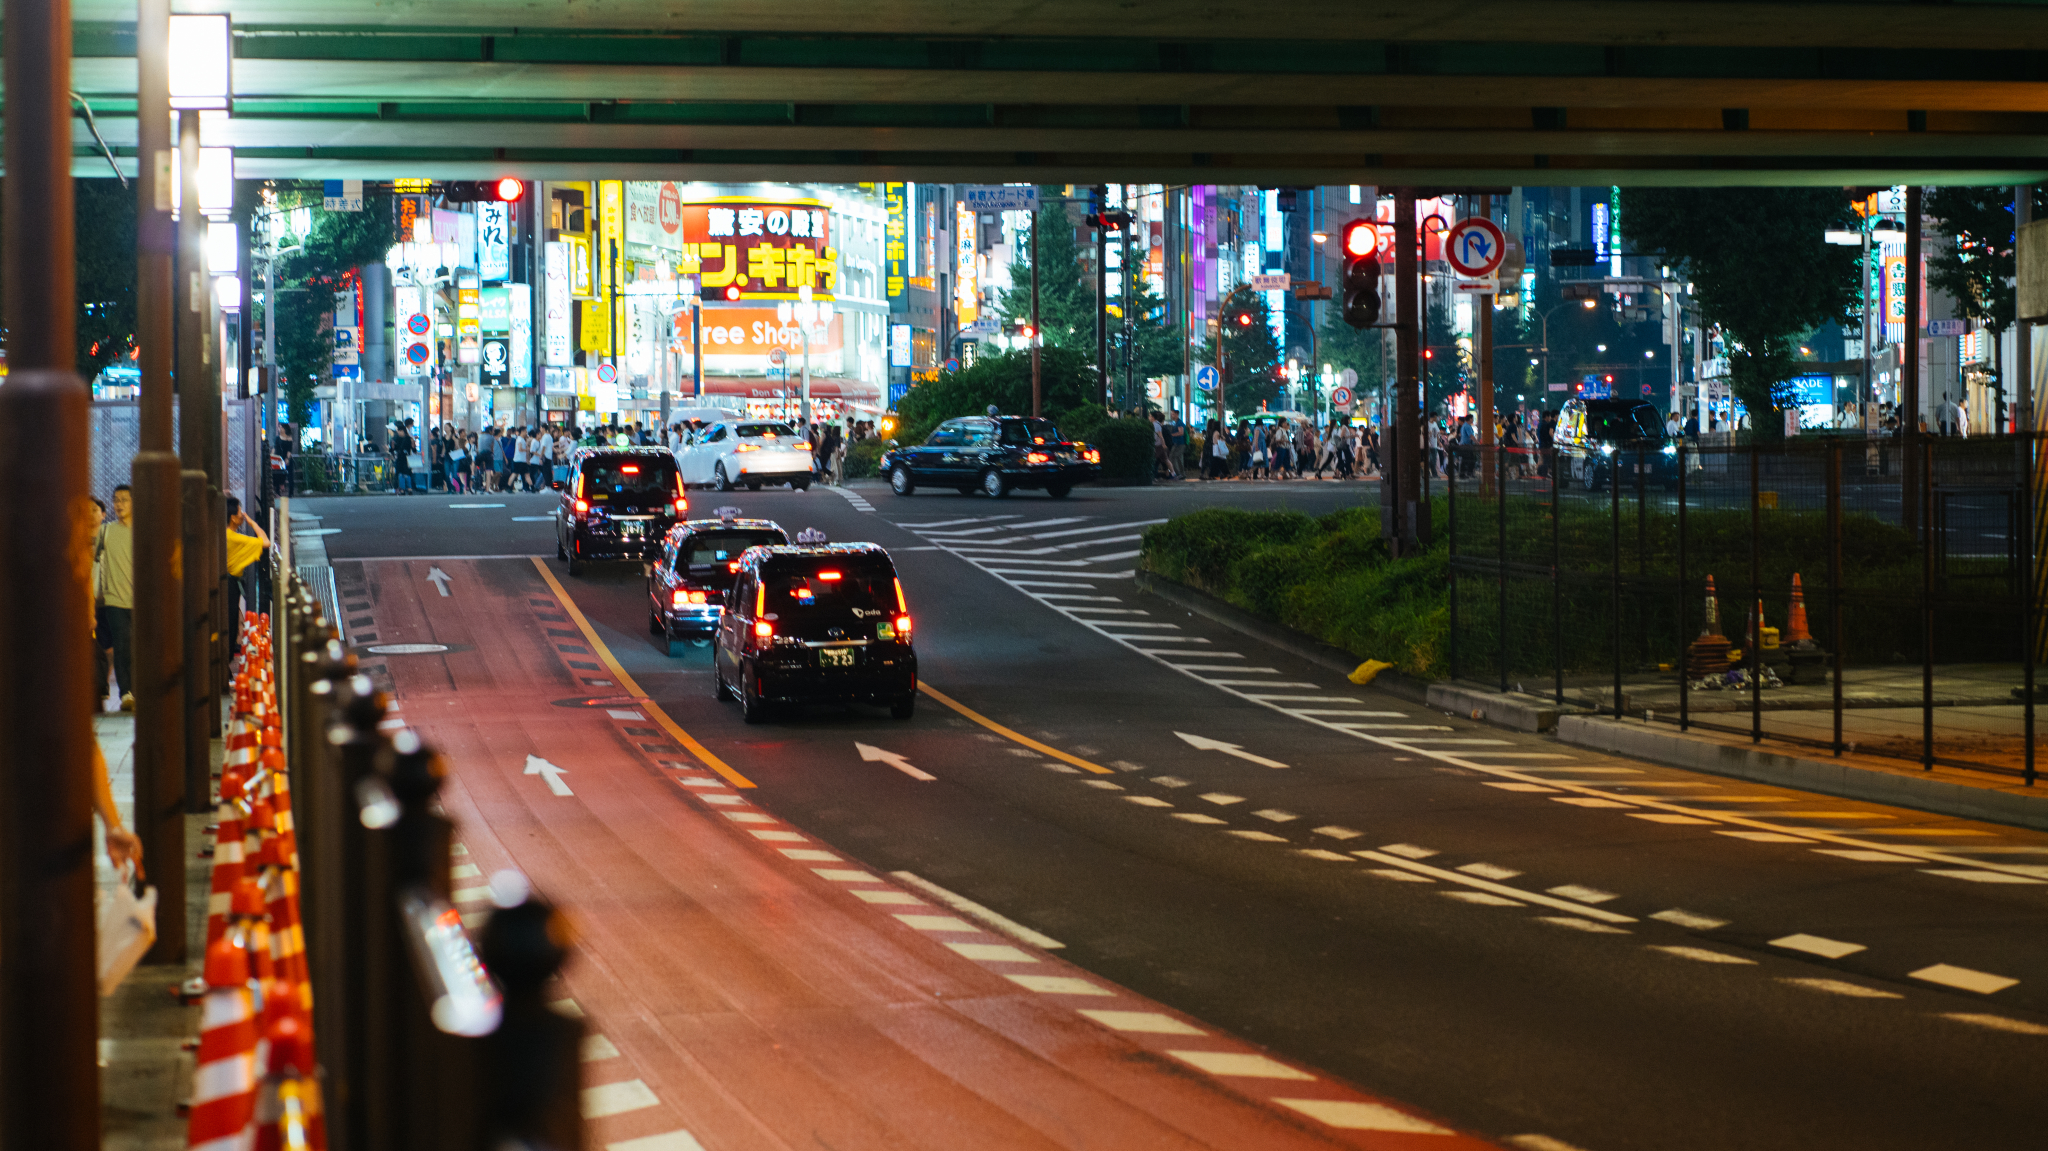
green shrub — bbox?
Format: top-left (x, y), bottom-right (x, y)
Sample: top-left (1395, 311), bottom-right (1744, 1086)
top-left (843, 438), bottom-right (885, 480)
top-left (1089, 417), bottom-right (1157, 485)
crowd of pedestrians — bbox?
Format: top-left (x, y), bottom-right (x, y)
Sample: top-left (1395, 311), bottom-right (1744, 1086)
top-left (1182, 415), bottom-right (1382, 482)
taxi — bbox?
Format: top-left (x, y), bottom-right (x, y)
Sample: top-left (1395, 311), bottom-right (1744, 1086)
top-left (712, 543), bottom-right (917, 722)
top-left (645, 510), bottom-right (789, 654)
top-left (554, 447), bottom-right (687, 575)
top-left (878, 414), bottom-right (1099, 498)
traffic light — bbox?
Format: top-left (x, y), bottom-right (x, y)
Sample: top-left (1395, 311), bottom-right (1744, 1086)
top-left (1083, 183), bottom-right (1131, 230)
top-left (441, 178), bottom-right (525, 204)
top-left (1340, 219), bottom-right (1381, 329)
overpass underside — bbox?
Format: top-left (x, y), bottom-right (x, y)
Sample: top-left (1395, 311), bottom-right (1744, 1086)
top-left (36, 2), bottom-right (2048, 184)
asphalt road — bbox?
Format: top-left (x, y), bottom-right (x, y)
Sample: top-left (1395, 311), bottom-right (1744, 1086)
top-left (308, 478), bottom-right (2048, 1151)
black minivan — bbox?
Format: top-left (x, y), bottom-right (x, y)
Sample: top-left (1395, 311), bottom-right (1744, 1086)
top-left (1550, 398), bottom-right (1679, 491)
top-left (712, 544), bottom-right (917, 723)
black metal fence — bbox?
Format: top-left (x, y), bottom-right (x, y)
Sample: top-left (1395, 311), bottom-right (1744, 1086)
top-left (276, 561), bottom-right (586, 1150)
top-left (1445, 433), bottom-right (2043, 783)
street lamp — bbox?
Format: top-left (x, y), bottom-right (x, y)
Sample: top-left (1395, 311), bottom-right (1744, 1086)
top-left (167, 14), bottom-right (231, 110)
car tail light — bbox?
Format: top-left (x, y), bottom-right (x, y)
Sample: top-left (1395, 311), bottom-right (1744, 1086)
top-left (894, 577), bottom-right (908, 613)
top-left (621, 464), bottom-right (640, 473)
top-left (673, 496), bottom-right (687, 514)
top-left (728, 560), bottom-right (741, 572)
top-left (574, 499), bottom-right (589, 515)
top-left (1083, 448), bottom-right (1101, 463)
top-left (690, 590), bottom-right (708, 604)
top-left (672, 589), bottom-right (688, 608)
top-left (792, 441), bottom-right (811, 450)
top-left (735, 444), bottom-right (760, 453)
top-left (894, 613), bottom-right (913, 638)
top-left (817, 570), bottom-right (842, 581)
top-left (1025, 451), bottom-right (1050, 463)
top-left (752, 619), bottom-right (774, 640)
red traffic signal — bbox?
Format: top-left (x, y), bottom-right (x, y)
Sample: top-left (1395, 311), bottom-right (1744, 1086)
top-left (1340, 219), bottom-right (1382, 329)
top-left (442, 179), bottom-right (525, 204)
top-left (723, 284), bottom-right (742, 301)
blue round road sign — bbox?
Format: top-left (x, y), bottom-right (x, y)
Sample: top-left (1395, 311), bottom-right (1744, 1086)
top-left (1194, 365), bottom-right (1219, 391)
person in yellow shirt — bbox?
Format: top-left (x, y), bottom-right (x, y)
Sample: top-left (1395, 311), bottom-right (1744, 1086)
top-left (224, 497), bottom-right (270, 640)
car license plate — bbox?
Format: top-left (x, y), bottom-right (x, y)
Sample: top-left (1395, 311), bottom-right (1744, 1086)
top-left (819, 647), bottom-right (855, 669)
top-left (620, 521), bottom-right (644, 538)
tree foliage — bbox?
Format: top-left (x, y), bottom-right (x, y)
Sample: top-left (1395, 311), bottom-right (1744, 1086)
top-left (996, 191), bottom-right (1095, 351)
top-left (250, 185), bottom-right (397, 432)
top-left (1926, 186), bottom-right (2048, 335)
top-left (893, 345), bottom-right (1100, 445)
top-left (1200, 284), bottom-right (1284, 412)
top-left (75, 179), bottom-right (139, 381)
top-left (1621, 187), bottom-right (1859, 433)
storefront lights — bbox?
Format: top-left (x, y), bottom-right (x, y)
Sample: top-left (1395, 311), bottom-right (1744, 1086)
top-left (168, 15), bottom-right (232, 111)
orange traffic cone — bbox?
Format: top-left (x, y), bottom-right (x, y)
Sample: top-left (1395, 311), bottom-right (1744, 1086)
top-left (252, 1006), bottom-right (326, 1151)
top-left (186, 937), bottom-right (259, 1151)
top-left (1784, 573), bottom-right (1813, 646)
top-left (202, 769), bottom-right (250, 947)
top-left (1700, 574), bottom-right (1724, 638)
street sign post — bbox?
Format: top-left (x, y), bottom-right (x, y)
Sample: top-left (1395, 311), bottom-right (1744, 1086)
top-left (1249, 273), bottom-right (1291, 293)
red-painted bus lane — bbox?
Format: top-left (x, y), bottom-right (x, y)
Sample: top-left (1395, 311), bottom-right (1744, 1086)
top-left (352, 557), bottom-right (1499, 1151)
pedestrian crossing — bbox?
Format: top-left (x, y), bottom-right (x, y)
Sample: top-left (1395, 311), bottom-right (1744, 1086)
top-left (895, 512), bottom-right (2048, 886)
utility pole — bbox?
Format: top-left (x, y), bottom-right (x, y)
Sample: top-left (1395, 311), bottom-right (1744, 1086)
top-left (1030, 208), bottom-right (1042, 418)
top-left (1095, 184), bottom-right (1109, 410)
top-left (176, 109), bottom-right (216, 801)
top-left (1394, 188), bottom-right (1425, 553)
top-left (133, 0), bottom-right (187, 966)
top-left (1124, 184), bottom-right (1136, 413)
top-left (0, 0), bottom-right (102, 1136)
top-left (1904, 186), bottom-right (1922, 535)
top-left (1477, 193), bottom-right (1496, 497)
top-left (2018, 186), bottom-right (2034, 436)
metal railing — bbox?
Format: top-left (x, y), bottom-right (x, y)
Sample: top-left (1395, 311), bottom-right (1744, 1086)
top-left (275, 560), bottom-right (586, 1149)
top-left (1445, 433), bottom-right (2042, 783)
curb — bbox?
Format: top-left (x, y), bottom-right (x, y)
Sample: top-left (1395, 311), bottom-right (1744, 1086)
top-left (1131, 570), bottom-right (1432, 705)
top-left (1555, 714), bottom-right (2048, 832)
top-left (1425, 682), bottom-right (1568, 733)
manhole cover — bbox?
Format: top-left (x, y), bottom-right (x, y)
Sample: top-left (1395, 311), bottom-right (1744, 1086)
top-left (551, 694), bottom-right (653, 709)
top-left (364, 643), bottom-right (449, 655)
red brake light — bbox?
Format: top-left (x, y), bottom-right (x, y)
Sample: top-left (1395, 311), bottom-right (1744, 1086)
top-left (753, 619), bottom-right (774, 639)
top-left (1026, 452), bottom-right (1050, 463)
top-left (728, 560), bottom-right (741, 572)
top-left (894, 614), bottom-right (913, 638)
top-left (620, 464), bottom-right (639, 473)
top-left (673, 497), bottom-right (687, 514)
top-left (817, 570), bottom-right (842, 581)
top-left (574, 499), bottom-right (589, 514)
top-left (672, 590), bottom-right (687, 608)
top-left (689, 590), bottom-right (708, 604)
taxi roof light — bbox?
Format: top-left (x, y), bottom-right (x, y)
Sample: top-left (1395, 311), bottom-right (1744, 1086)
top-left (816, 570), bottom-right (842, 581)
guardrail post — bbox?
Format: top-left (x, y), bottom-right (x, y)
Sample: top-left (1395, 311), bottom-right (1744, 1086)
top-left (478, 892), bottom-right (586, 1151)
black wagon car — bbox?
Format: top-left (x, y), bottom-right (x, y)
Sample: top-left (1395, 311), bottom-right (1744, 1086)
top-left (646, 512), bottom-right (790, 654)
top-left (1550, 397), bottom-right (1679, 491)
top-left (878, 415), bottom-right (1100, 499)
top-left (712, 543), bottom-right (917, 723)
top-left (554, 447), bottom-right (687, 574)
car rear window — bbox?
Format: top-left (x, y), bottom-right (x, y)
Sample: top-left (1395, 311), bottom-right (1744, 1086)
top-left (1585, 405), bottom-right (1666, 442)
top-left (685, 530), bottom-right (786, 567)
top-left (999, 419), bottom-right (1061, 446)
top-left (761, 562), bottom-right (898, 638)
top-left (581, 457), bottom-right (677, 499)
top-left (735, 423), bottom-right (797, 440)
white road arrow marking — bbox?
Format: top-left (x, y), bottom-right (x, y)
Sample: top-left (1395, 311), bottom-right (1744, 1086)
top-left (855, 742), bottom-right (936, 781)
top-left (1174, 731), bottom-right (1289, 769)
top-left (426, 567), bottom-right (452, 597)
top-left (523, 754), bottom-right (573, 796)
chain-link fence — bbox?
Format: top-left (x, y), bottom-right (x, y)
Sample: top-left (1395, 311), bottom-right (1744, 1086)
top-left (1446, 434), bottom-right (2043, 783)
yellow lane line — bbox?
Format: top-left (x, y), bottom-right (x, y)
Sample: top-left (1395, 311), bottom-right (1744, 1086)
top-left (917, 683), bottom-right (1113, 776)
top-left (530, 557), bottom-right (756, 789)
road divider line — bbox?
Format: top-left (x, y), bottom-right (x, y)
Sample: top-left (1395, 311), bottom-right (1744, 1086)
top-left (1352, 851), bottom-right (1638, 924)
top-left (916, 683), bottom-right (1113, 775)
top-left (891, 871), bottom-right (1067, 950)
top-left (530, 557), bottom-right (755, 789)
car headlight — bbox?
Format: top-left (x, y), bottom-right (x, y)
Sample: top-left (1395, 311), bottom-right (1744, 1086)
top-left (1599, 444), bottom-right (1616, 457)
top-left (1661, 444), bottom-right (1678, 457)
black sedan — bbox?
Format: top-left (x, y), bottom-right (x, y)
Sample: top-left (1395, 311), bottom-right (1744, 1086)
top-left (879, 415), bottom-right (1100, 499)
top-left (1550, 397), bottom-right (1680, 491)
top-left (712, 543), bottom-right (917, 723)
top-left (646, 513), bottom-right (789, 654)
top-left (554, 447), bottom-right (687, 575)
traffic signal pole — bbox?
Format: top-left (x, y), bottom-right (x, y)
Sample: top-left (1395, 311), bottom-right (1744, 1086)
top-left (0, 0), bottom-right (102, 1139)
top-left (1031, 208), bottom-right (1042, 418)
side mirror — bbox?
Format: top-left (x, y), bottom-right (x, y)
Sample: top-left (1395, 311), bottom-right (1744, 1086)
top-left (887, 438), bottom-right (899, 450)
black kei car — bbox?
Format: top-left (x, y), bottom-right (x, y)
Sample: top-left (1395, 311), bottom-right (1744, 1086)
top-left (879, 415), bottom-right (1100, 499)
top-left (645, 512), bottom-right (789, 654)
top-left (1551, 397), bottom-right (1680, 491)
top-left (712, 543), bottom-right (917, 723)
top-left (554, 447), bottom-right (687, 575)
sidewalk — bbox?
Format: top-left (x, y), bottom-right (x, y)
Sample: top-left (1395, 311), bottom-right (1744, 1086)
top-left (1136, 570), bottom-right (2048, 833)
top-left (96, 712), bottom-right (212, 1151)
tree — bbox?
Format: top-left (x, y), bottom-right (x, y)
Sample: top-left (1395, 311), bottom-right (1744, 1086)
top-left (1200, 284), bottom-right (1283, 413)
top-left (250, 185), bottom-right (396, 432)
top-left (1621, 187), bottom-right (1860, 434)
top-left (894, 346), bottom-right (1099, 444)
top-left (1926, 186), bottom-right (2048, 337)
top-left (75, 179), bottom-right (138, 382)
top-left (1316, 307), bottom-right (1386, 399)
top-left (996, 190), bottom-right (1094, 350)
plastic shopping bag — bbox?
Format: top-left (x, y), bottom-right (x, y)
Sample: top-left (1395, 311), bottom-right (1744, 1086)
top-left (96, 863), bottom-right (157, 996)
